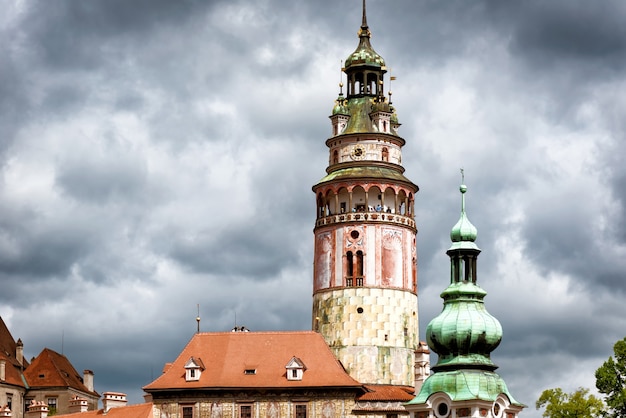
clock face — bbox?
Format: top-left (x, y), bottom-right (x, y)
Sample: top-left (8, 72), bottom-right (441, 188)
top-left (350, 145), bottom-right (366, 160)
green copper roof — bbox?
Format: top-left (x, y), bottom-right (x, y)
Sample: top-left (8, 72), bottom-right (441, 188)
top-left (450, 184), bottom-right (478, 248)
top-left (343, 97), bottom-right (374, 134)
top-left (332, 92), bottom-right (349, 116)
top-left (344, 1), bottom-right (385, 70)
top-left (427, 281), bottom-right (502, 371)
top-left (314, 166), bottom-right (415, 188)
top-left (407, 370), bottom-right (522, 405)
top-left (408, 177), bottom-right (522, 408)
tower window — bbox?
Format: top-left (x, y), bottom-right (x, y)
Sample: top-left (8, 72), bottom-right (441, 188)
top-left (357, 307), bottom-right (363, 314)
top-left (346, 251), bottom-right (354, 286)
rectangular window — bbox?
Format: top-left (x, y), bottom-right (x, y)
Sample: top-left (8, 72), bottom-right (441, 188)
top-left (291, 369), bottom-right (298, 378)
top-left (7, 395), bottom-right (12, 411)
top-left (239, 405), bottom-right (252, 418)
top-left (182, 406), bottom-right (193, 418)
top-left (47, 398), bottom-right (57, 414)
top-left (295, 404), bottom-right (307, 418)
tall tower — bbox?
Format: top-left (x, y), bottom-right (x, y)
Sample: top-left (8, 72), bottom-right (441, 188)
top-left (312, 1), bottom-right (419, 387)
top-left (405, 179), bottom-right (525, 418)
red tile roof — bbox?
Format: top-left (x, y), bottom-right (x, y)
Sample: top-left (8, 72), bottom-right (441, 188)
top-left (56, 403), bottom-right (153, 418)
top-left (23, 348), bottom-right (98, 396)
top-left (143, 331), bottom-right (362, 391)
top-left (358, 385), bottom-right (415, 402)
top-left (0, 317), bottom-right (28, 369)
top-left (0, 317), bottom-right (27, 388)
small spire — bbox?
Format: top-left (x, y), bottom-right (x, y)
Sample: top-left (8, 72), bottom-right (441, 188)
top-left (196, 304), bottom-right (200, 333)
top-left (450, 169), bottom-right (477, 244)
top-left (362, 0), bottom-right (368, 28)
top-left (358, 0), bottom-right (371, 38)
top-left (460, 168), bottom-right (467, 213)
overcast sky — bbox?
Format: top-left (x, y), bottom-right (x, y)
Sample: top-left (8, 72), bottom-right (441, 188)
top-left (1, 1), bottom-right (626, 417)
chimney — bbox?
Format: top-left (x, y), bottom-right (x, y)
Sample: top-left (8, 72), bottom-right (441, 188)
top-left (414, 341), bottom-right (431, 394)
top-left (26, 401), bottom-right (48, 418)
top-left (16, 339), bottom-right (24, 367)
top-left (0, 360), bottom-right (5, 381)
top-left (83, 370), bottom-right (94, 392)
top-left (68, 396), bottom-right (89, 414)
top-left (102, 392), bottom-right (127, 412)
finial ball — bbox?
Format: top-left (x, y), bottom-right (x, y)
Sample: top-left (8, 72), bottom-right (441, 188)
top-left (460, 184), bottom-right (467, 193)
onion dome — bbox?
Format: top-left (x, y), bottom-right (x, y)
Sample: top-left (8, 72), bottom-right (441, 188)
top-left (450, 183), bottom-right (478, 246)
top-left (390, 110), bottom-right (399, 125)
top-left (344, 1), bottom-right (385, 70)
top-left (332, 92), bottom-right (349, 115)
top-left (426, 281), bottom-right (502, 371)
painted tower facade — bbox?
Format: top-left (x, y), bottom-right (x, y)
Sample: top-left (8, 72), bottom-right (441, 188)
top-left (405, 180), bottom-right (524, 418)
top-left (311, 1), bottom-right (419, 387)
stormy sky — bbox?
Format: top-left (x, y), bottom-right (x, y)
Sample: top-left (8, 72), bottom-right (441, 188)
top-left (1, 1), bottom-right (625, 416)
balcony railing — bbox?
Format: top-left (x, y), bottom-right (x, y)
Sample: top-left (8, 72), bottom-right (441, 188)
top-left (315, 211), bottom-right (416, 229)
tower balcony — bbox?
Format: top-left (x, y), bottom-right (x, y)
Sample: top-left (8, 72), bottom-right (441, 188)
top-left (315, 210), bottom-right (415, 229)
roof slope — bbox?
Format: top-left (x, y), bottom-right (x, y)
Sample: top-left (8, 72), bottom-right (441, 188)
top-left (144, 331), bottom-right (362, 391)
top-left (0, 317), bottom-right (27, 388)
top-left (56, 403), bottom-right (153, 418)
top-left (358, 385), bottom-right (414, 402)
top-left (23, 348), bottom-right (98, 396)
top-left (0, 317), bottom-right (28, 369)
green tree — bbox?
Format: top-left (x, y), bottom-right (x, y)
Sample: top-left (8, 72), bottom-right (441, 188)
top-left (595, 336), bottom-right (626, 417)
top-left (535, 387), bottom-right (604, 418)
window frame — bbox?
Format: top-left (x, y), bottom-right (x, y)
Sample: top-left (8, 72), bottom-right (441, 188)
top-left (294, 403), bottom-right (307, 418)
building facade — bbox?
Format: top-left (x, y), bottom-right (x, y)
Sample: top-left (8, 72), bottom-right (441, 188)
top-left (0, 318), bottom-right (99, 418)
top-left (311, 0), bottom-right (419, 388)
top-left (143, 332), bottom-right (369, 418)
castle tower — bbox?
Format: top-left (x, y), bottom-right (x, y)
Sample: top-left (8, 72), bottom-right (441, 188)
top-left (405, 178), bottom-right (525, 418)
top-left (312, 0), bottom-right (419, 387)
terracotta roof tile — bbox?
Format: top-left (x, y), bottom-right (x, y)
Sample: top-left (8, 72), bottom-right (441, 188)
top-left (357, 385), bottom-right (415, 402)
top-left (56, 403), bottom-right (153, 418)
top-left (144, 331), bottom-right (362, 391)
top-left (0, 316), bottom-right (29, 369)
top-left (0, 351), bottom-right (25, 388)
top-left (23, 348), bottom-right (98, 396)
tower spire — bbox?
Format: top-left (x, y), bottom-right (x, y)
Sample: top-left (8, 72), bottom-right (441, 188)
top-left (406, 176), bottom-right (524, 417)
top-left (362, 0), bottom-right (368, 29)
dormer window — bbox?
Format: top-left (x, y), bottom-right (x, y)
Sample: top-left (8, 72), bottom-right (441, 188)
top-left (285, 356), bottom-right (306, 381)
top-left (184, 357), bottom-right (204, 382)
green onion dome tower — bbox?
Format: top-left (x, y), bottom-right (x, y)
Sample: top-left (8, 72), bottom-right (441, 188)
top-left (405, 177), bottom-right (524, 418)
top-left (312, 0), bottom-right (419, 388)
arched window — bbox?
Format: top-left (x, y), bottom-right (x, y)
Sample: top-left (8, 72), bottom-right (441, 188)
top-left (333, 150), bottom-right (339, 164)
top-left (356, 251), bottom-right (364, 286)
top-left (382, 147), bottom-right (389, 162)
top-left (346, 251), bottom-right (354, 286)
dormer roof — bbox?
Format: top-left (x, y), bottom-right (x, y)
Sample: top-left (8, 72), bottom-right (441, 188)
top-left (285, 356), bottom-right (306, 370)
top-left (143, 331), bottom-right (362, 391)
top-left (184, 357), bottom-right (204, 370)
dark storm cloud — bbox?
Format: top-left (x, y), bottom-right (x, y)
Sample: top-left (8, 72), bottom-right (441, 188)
top-left (503, 1), bottom-right (626, 72)
top-left (19, 1), bottom-right (216, 71)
